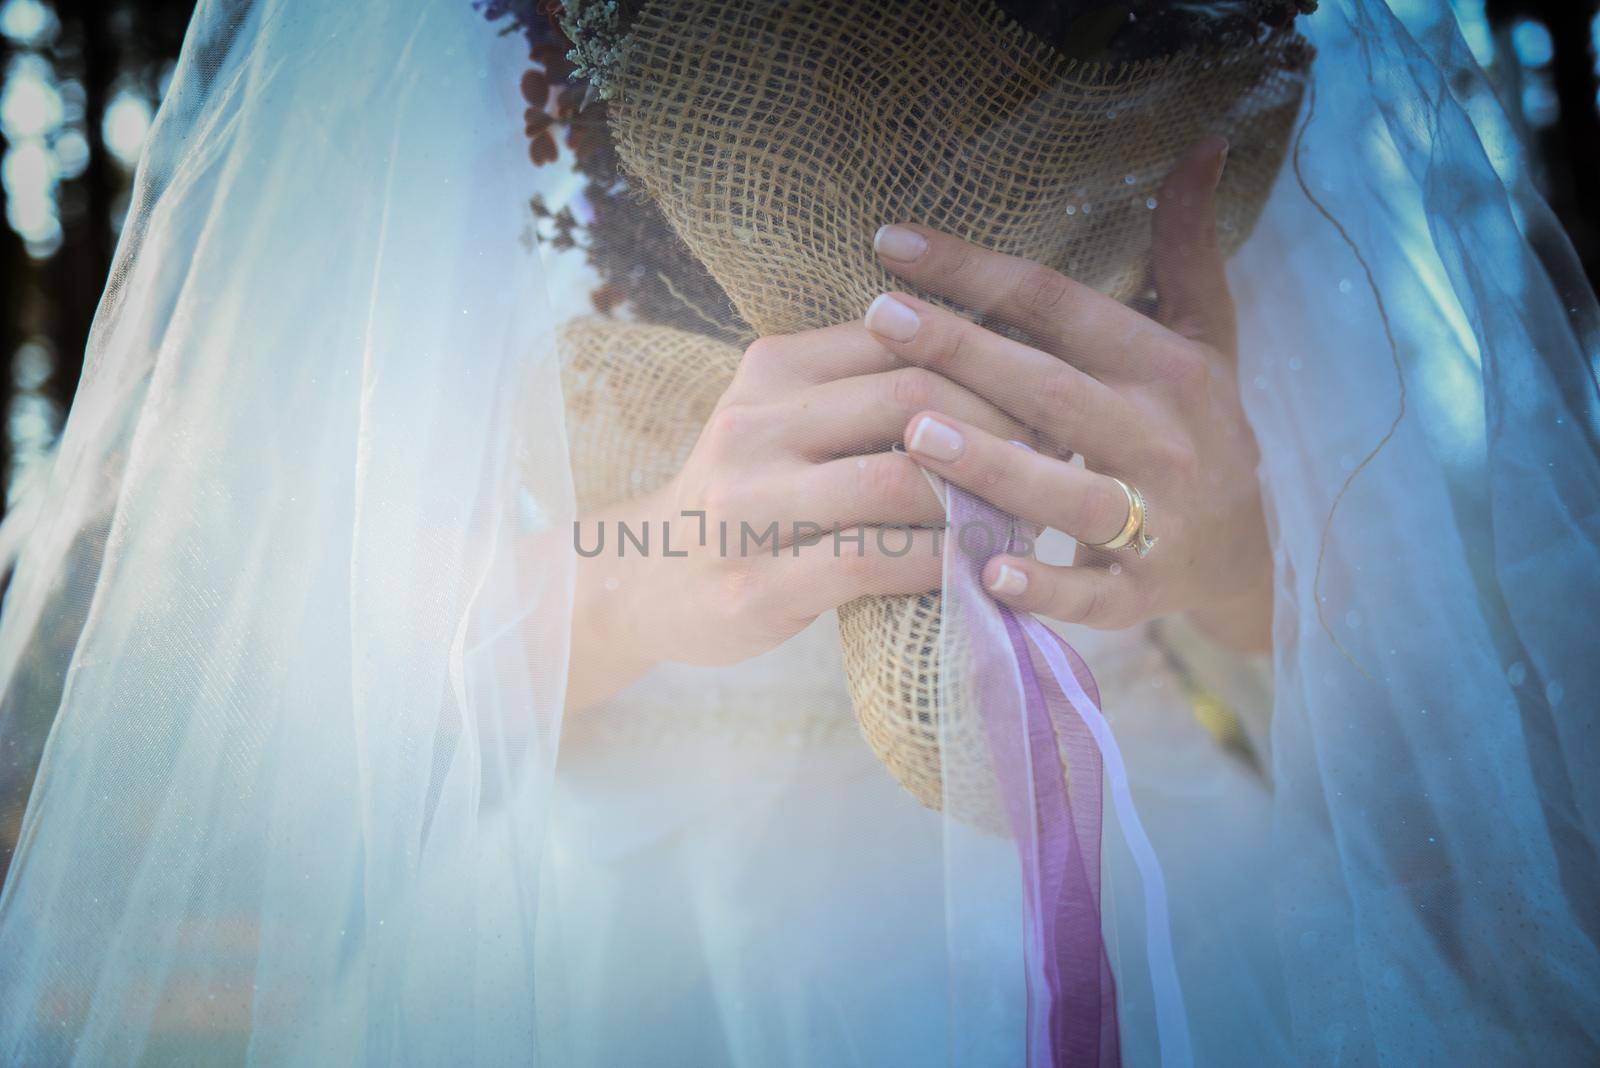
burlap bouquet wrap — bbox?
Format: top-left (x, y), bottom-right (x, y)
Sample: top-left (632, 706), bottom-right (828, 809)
top-left (561, 0), bottom-right (1309, 821)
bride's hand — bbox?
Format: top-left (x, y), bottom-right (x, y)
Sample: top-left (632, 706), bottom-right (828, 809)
top-left (566, 321), bottom-right (1035, 709)
top-left (865, 137), bottom-right (1274, 652)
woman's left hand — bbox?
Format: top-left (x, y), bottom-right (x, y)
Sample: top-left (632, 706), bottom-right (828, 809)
top-left (864, 137), bottom-right (1273, 652)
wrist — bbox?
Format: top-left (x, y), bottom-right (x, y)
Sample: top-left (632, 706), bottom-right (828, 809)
top-left (565, 493), bottom-right (672, 711)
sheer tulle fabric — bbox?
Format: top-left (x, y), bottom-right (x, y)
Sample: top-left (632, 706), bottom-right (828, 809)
top-left (0, 0), bottom-right (1595, 1065)
top-left (1229, 2), bottom-right (1600, 1059)
top-left (0, 2), bottom-right (571, 1061)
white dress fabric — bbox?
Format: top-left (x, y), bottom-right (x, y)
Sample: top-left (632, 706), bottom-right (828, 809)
top-left (539, 528), bottom-right (1283, 1068)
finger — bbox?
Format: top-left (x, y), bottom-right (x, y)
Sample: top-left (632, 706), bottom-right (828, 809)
top-left (785, 367), bottom-right (1036, 460)
top-left (864, 291), bottom-right (1150, 472)
top-left (872, 223), bottom-right (1170, 380)
top-left (902, 412), bottom-right (1132, 545)
top-left (980, 554), bottom-right (1142, 630)
top-left (796, 451), bottom-right (946, 530)
top-left (741, 321), bottom-right (902, 387)
top-left (1152, 136), bottom-right (1236, 352)
top-left (778, 525), bottom-right (945, 615)
top-left (678, 452), bottom-right (940, 544)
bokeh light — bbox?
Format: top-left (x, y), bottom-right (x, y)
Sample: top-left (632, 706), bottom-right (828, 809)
top-left (102, 87), bottom-right (151, 167)
top-left (1511, 18), bottom-right (1554, 68)
top-left (0, 0), bottom-right (56, 46)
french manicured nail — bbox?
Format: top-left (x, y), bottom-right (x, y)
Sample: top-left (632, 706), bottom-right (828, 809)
top-left (988, 562), bottom-right (1029, 597)
top-left (874, 225), bottom-right (928, 263)
top-left (866, 293), bottom-right (921, 342)
top-left (907, 415), bottom-right (964, 462)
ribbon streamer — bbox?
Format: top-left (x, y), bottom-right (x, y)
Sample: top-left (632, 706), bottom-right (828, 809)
top-left (942, 481), bottom-right (1191, 1068)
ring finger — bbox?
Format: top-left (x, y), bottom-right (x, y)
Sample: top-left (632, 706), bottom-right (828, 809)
top-left (901, 410), bottom-right (1135, 548)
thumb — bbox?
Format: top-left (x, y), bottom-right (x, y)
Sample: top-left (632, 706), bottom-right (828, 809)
top-left (1152, 135), bottom-right (1235, 353)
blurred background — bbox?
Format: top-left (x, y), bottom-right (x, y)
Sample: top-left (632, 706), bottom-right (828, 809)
top-left (2, 0), bottom-right (190, 508)
top-left (0, 0), bottom-right (1597, 869)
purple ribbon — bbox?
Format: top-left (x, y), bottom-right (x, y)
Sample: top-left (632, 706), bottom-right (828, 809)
top-left (941, 480), bottom-right (1186, 1068)
top-left (993, 607), bottom-right (1120, 1067)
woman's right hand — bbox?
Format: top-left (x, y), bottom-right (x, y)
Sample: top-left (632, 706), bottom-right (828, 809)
top-left (564, 321), bottom-right (1035, 711)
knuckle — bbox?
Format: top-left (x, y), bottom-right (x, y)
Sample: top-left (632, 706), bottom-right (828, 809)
top-left (1044, 571), bottom-right (1088, 624)
top-left (888, 367), bottom-right (937, 412)
top-left (947, 244), bottom-right (976, 279)
top-left (916, 317), bottom-right (968, 373)
top-left (700, 474), bottom-right (751, 518)
top-left (859, 454), bottom-right (919, 504)
top-left (943, 321), bottom-right (973, 369)
top-left (702, 402), bottom-right (764, 452)
top-left (1039, 366), bottom-right (1084, 423)
top-left (1155, 343), bottom-right (1210, 400)
top-left (1018, 264), bottom-right (1071, 317)
top-left (1148, 438), bottom-right (1199, 482)
top-left (740, 335), bottom-right (784, 369)
top-left (1077, 578), bottom-right (1113, 627)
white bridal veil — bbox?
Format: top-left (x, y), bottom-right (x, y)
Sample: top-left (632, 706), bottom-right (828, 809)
top-left (0, 0), bottom-right (1595, 1064)
top-left (0, 2), bottom-right (571, 1060)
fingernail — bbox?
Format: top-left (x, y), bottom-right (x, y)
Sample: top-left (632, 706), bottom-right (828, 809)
top-left (866, 293), bottom-right (921, 342)
top-left (874, 225), bottom-right (928, 263)
top-left (907, 415), bottom-right (964, 462)
top-left (988, 562), bottom-right (1028, 597)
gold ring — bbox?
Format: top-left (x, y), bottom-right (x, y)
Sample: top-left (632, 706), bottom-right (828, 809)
top-left (1086, 478), bottom-right (1157, 559)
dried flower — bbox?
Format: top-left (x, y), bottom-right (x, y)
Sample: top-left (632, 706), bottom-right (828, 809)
top-left (481, 0), bottom-right (1316, 340)
top-left (558, 1), bottom-right (631, 101)
top-left (520, 69), bottom-right (550, 105)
